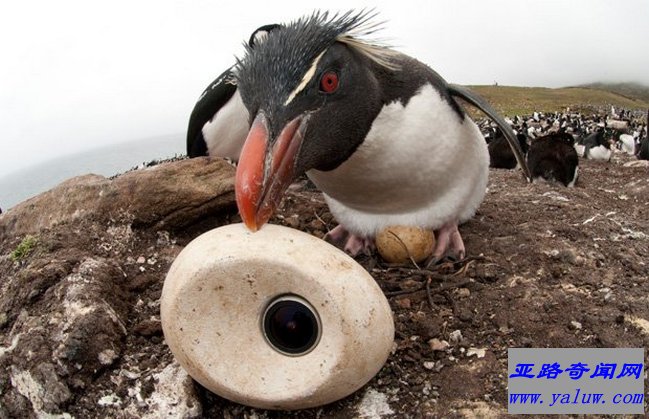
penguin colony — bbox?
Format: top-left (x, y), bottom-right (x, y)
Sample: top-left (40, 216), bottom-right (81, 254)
top-left (481, 107), bottom-right (648, 187)
top-left (187, 11), bottom-right (648, 262)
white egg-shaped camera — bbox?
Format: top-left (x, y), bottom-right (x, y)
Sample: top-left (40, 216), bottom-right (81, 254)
top-left (161, 223), bottom-right (394, 410)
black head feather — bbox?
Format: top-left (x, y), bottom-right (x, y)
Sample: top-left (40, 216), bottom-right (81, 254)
top-left (248, 24), bottom-right (283, 48)
top-left (234, 10), bottom-right (387, 118)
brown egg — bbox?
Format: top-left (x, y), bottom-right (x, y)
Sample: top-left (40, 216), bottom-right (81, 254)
top-left (376, 225), bottom-right (435, 263)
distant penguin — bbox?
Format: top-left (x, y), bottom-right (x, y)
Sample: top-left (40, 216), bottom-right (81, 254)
top-left (582, 129), bottom-right (612, 161)
top-left (186, 24), bottom-right (281, 158)
top-left (637, 134), bottom-right (649, 160)
top-left (640, 111), bottom-right (649, 160)
top-left (618, 134), bottom-right (636, 155)
top-left (527, 132), bottom-right (579, 187)
top-left (573, 127), bottom-right (590, 157)
top-left (488, 128), bottom-right (529, 169)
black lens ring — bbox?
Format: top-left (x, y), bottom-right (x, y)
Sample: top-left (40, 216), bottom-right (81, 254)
top-left (262, 294), bottom-right (322, 356)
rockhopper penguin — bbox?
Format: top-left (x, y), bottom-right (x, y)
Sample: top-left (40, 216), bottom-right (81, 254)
top-left (186, 24), bottom-right (281, 158)
top-left (526, 132), bottom-right (579, 187)
top-left (233, 11), bottom-right (530, 261)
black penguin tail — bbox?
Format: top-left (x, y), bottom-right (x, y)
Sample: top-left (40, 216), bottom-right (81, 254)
top-left (448, 84), bottom-right (532, 182)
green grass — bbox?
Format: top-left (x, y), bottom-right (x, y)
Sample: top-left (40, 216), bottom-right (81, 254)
top-left (461, 85), bottom-right (649, 118)
top-left (11, 235), bottom-right (38, 262)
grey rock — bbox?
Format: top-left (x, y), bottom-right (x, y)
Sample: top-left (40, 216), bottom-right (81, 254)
top-left (0, 157), bottom-right (235, 240)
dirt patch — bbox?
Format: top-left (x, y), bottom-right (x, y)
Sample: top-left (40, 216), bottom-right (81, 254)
top-left (1, 152), bottom-right (648, 418)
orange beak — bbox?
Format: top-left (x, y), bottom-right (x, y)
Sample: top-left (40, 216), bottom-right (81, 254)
top-left (235, 113), bottom-right (306, 231)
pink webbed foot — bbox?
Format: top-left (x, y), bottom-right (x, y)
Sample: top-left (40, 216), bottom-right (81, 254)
top-left (426, 221), bottom-right (465, 267)
top-left (323, 225), bottom-right (374, 256)
top-left (343, 235), bottom-right (375, 256)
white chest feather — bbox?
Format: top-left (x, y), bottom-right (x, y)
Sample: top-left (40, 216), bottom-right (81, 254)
top-left (619, 134), bottom-right (635, 155)
top-left (202, 90), bottom-right (249, 160)
top-left (308, 84), bottom-right (489, 236)
top-left (586, 145), bottom-right (611, 161)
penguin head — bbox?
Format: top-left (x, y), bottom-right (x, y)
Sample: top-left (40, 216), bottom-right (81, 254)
top-left (234, 10), bottom-right (398, 231)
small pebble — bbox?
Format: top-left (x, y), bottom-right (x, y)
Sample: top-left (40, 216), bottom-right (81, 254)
top-left (458, 309), bottom-right (473, 322)
top-left (428, 338), bottom-right (449, 352)
top-left (284, 215), bottom-right (300, 229)
top-left (122, 370), bottom-right (142, 380)
top-left (449, 330), bottom-right (463, 344)
top-left (395, 298), bottom-right (411, 309)
top-left (423, 361), bottom-right (436, 370)
top-left (422, 383), bottom-right (431, 396)
top-left (308, 219), bottom-right (325, 231)
top-left (569, 320), bottom-right (582, 330)
top-left (98, 394), bottom-right (122, 407)
top-left (456, 288), bottom-right (470, 298)
top-left (136, 256), bottom-right (146, 264)
top-left (598, 287), bottom-right (614, 301)
top-left (98, 349), bottom-right (119, 366)
top-left (466, 348), bottom-right (486, 358)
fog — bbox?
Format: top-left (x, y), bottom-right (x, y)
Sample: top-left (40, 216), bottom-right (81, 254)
top-left (1, 0), bottom-right (647, 178)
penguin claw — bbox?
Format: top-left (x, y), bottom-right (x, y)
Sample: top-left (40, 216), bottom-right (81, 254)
top-left (425, 254), bottom-right (461, 268)
top-left (430, 221), bottom-right (466, 262)
top-left (343, 235), bottom-right (375, 256)
top-left (323, 225), bottom-right (349, 246)
top-left (323, 225), bottom-right (373, 256)
top-left (425, 256), bottom-right (441, 268)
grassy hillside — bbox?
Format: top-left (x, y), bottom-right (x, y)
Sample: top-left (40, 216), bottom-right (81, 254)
top-left (578, 82), bottom-right (649, 104)
top-left (462, 85), bottom-right (649, 117)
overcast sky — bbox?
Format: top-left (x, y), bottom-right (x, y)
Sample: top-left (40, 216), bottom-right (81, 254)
top-left (1, 0), bottom-right (648, 178)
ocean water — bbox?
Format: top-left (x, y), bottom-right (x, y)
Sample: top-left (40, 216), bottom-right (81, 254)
top-left (0, 134), bottom-right (185, 211)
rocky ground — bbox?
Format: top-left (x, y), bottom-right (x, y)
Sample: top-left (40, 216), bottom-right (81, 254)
top-left (0, 150), bottom-right (648, 418)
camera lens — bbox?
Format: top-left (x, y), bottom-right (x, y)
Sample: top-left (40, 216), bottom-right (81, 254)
top-left (263, 295), bottom-right (321, 356)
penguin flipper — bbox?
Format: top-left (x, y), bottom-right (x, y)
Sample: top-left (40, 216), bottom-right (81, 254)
top-left (448, 84), bottom-right (532, 181)
top-left (186, 24), bottom-right (283, 158)
top-left (187, 68), bottom-right (238, 157)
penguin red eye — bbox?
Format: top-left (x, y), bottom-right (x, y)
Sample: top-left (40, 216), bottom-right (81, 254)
top-left (319, 71), bottom-right (339, 93)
